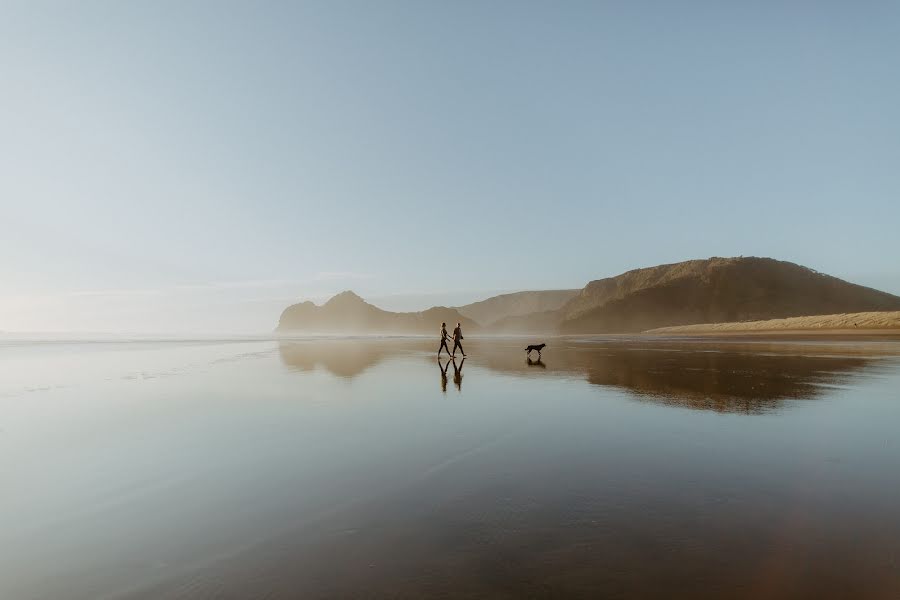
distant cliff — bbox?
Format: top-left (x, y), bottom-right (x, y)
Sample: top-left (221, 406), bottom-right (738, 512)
top-left (455, 289), bottom-right (579, 326)
top-left (277, 291), bottom-right (477, 334)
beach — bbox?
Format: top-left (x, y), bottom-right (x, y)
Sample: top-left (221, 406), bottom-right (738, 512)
top-left (2, 336), bottom-right (900, 598)
top-left (647, 311), bottom-right (900, 336)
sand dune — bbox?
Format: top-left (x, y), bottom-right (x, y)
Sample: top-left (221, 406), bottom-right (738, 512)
top-left (647, 311), bottom-right (900, 334)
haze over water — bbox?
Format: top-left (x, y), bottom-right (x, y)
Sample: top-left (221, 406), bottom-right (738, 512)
top-left (2, 336), bottom-right (899, 598)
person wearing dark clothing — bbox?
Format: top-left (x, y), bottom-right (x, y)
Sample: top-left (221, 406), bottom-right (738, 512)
top-left (438, 322), bottom-right (453, 357)
top-left (451, 322), bottom-right (466, 357)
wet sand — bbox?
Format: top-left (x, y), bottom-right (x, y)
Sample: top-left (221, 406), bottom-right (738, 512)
top-left (2, 337), bottom-right (900, 598)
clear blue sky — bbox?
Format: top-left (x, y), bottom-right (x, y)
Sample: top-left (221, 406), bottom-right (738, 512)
top-left (2, 1), bottom-right (899, 332)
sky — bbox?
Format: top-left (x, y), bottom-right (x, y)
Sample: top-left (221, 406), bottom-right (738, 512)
top-left (2, 1), bottom-right (899, 333)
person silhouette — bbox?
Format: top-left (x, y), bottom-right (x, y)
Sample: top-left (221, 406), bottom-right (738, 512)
top-left (452, 357), bottom-right (465, 391)
top-left (439, 358), bottom-right (450, 393)
top-left (451, 322), bottom-right (466, 357)
top-left (438, 322), bottom-right (453, 357)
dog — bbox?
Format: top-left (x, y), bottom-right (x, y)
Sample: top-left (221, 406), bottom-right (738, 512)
top-left (525, 343), bottom-right (546, 358)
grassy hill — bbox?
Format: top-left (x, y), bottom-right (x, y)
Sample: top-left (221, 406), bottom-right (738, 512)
top-left (557, 257), bottom-right (900, 333)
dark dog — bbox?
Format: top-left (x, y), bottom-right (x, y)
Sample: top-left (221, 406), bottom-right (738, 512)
top-left (525, 343), bottom-right (546, 358)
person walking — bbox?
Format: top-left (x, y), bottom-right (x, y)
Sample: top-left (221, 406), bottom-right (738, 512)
top-left (438, 322), bottom-right (453, 357)
top-left (451, 322), bottom-right (466, 357)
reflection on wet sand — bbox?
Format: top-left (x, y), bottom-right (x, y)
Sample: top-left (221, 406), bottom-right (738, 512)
top-left (479, 343), bottom-right (884, 413)
top-left (452, 357), bottom-right (465, 391)
top-left (53, 337), bottom-right (896, 600)
top-left (526, 356), bottom-right (546, 368)
top-left (438, 358), bottom-right (450, 393)
top-left (279, 338), bottom-right (892, 413)
top-left (277, 338), bottom-right (406, 378)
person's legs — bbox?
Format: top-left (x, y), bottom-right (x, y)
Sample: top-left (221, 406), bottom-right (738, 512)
top-left (453, 340), bottom-right (465, 356)
top-left (439, 340), bottom-right (450, 356)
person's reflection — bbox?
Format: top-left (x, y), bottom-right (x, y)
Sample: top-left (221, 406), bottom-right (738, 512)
top-left (438, 358), bottom-right (451, 393)
top-left (527, 357), bottom-right (546, 368)
top-left (452, 357), bottom-right (465, 391)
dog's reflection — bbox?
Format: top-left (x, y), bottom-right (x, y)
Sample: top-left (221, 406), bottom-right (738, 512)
top-left (527, 357), bottom-right (546, 369)
top-left (438, 358), bottom-right (451, 393)
top-left (452, 357), bottom-right (465, 391)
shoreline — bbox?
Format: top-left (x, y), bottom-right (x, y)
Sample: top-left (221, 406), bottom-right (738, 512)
top-left (640, 329), bottom-right (900, 341)
top-left (644, 311), bottom-right (900, 338)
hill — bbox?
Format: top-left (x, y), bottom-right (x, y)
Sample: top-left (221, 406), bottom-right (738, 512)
top-left (277, 291), bottom-right (477, 334)
top-left (455, 289), bottom-right (580, 326)
top-left (557, 257), bottom-right (900, 333)
top-left (484, 309), bottom-right (565, 333)
top-left (276, 258), bottom-right (900, 335)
